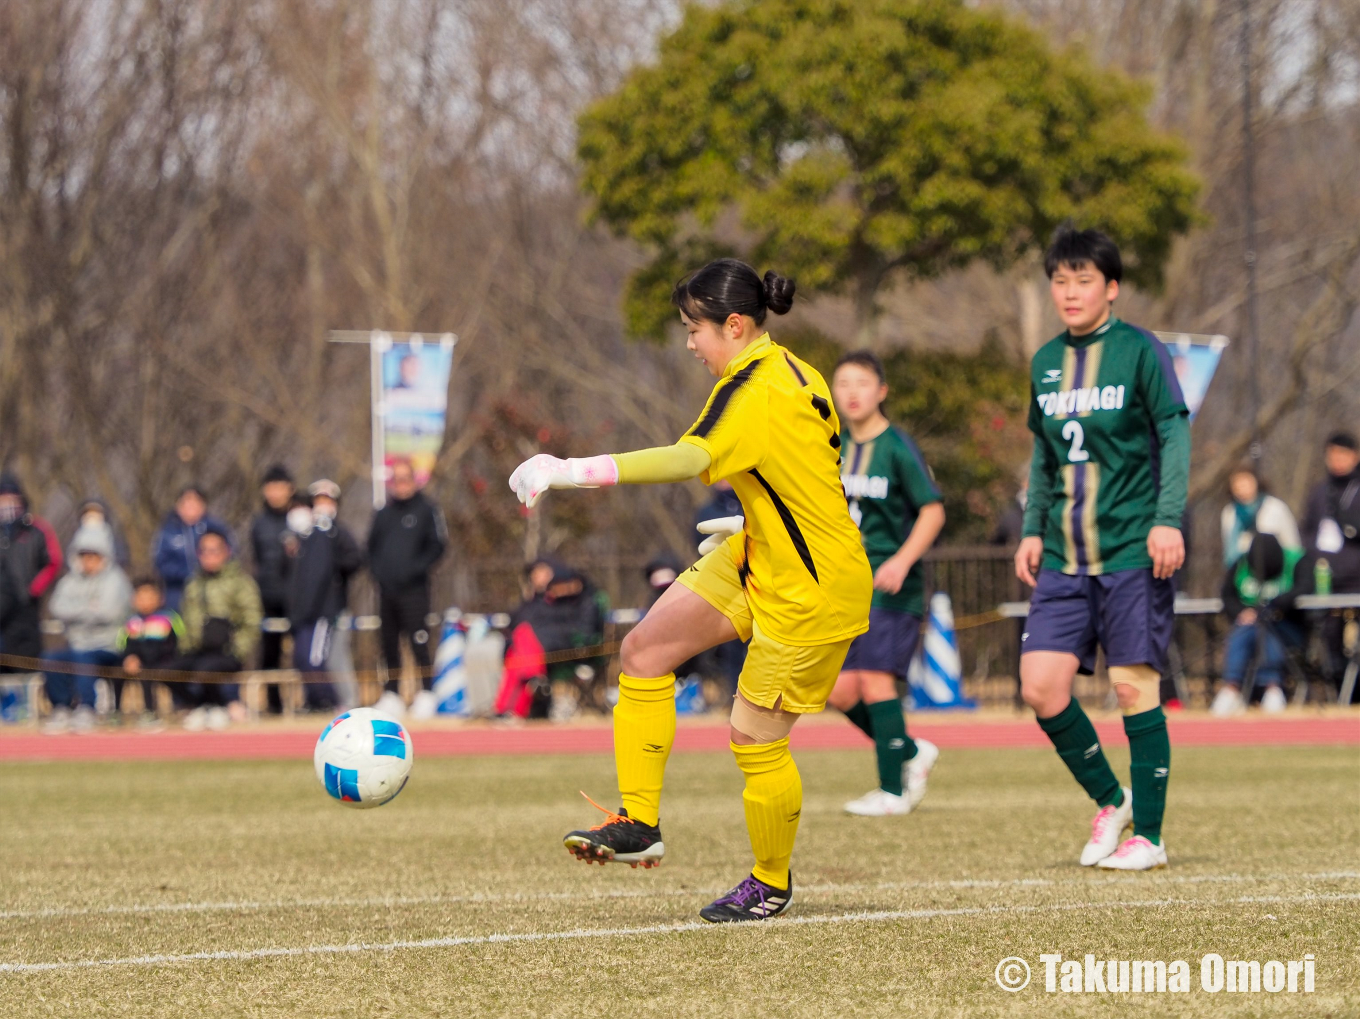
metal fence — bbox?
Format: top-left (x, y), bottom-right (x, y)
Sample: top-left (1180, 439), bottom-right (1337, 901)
top-left (345, 546), bottom-right (1307, 710)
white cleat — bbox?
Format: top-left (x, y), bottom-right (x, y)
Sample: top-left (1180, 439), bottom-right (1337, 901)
top-left (1210, 686), bottom-right (1245, 717)
top-left (844, 788), bottom-right (912, 816)
top-left (903, 738), bottom-right (939, 809)
top-left (1080, 787), bottom-right (1133, 866)
top-left (1098, 835), bottom-right (1168, 871)
top-left (374, 690), bottom-right (407, 718)
top-left (1260, 686), bottom-right (1287, 714)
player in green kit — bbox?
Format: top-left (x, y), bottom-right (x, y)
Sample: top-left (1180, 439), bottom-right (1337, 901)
top-left (1016, 225), bottom-right (1190, 870)
top-left (829, 352), bottom-right (946, 816)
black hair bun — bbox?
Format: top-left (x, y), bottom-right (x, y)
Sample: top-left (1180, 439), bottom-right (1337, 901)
top-left (762, 271), bottom-right (796, 315)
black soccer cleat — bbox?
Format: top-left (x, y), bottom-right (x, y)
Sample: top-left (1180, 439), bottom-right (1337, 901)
top-left (563, 793), bottom-right (664, 868)
top-left (699, 872), bottom-right (793, 923)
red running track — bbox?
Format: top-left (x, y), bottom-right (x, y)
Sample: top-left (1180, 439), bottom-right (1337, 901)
top-left (0, 716), bottom-right (1355, 762)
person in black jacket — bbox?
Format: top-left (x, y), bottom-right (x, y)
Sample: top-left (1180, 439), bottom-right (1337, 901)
top-left (1300, 432), bottom-right (1360, 695)
top-left (249, 465), bottom-right (295, 688)
top-left (366, 460), bottom-right (446, 701)
top-left (0, 472), bottom-right (63, 674)
top-left (285, 483), bottom-right (362, 710)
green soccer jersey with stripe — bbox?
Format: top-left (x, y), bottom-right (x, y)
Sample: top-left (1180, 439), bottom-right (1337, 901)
top-left (840, 423), bottom-right (942, 615)
top-left (1023, 317), bottom-right (1191, 576)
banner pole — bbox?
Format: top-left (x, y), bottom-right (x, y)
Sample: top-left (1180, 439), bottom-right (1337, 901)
top-left (370, 330), bottom-right (387, 510)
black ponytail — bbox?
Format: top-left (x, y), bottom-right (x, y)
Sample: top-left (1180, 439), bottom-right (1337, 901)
top-left (672, 258), bottom-right (796, 326)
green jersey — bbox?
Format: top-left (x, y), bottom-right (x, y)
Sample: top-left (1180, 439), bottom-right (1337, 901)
top-left (1023, 317), bottom-right (1191, 576)
top-left (840, 422), bottom-right (942, 615)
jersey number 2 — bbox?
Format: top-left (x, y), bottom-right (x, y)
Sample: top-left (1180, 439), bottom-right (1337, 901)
top-left (1061, 420), bottom-right (1090, 462)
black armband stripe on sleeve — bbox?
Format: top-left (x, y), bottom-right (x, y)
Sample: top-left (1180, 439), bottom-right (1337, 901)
top-left (688, 362), bottom-right (760, 440)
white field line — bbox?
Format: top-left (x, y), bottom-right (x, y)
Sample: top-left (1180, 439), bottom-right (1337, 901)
top-left (2, 892), bottom-right (1357, 975)
top-left (1, 870), bottom-right (1356, 924)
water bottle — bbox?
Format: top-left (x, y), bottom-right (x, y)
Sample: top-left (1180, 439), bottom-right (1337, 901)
top-left (1315, 558), bottom-right (1333, 596)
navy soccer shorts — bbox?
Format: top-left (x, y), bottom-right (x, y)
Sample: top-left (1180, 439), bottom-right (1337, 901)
top-left (841, 606), bottom-right (923, 680)
top-left (1022, 568), bottom-right (1174, 675)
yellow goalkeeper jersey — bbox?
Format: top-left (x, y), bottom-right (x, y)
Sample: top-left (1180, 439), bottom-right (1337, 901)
top-left (679, 334), bottom-right (871, 646)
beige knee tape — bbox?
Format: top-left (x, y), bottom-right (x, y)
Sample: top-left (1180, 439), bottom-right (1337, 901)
top-left (730, 695), bottom-right (796, 743)
top-left (1109, 664), bottom-right (1161, 715)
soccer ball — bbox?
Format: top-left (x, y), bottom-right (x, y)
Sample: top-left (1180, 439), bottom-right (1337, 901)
top-left (314, 708), bottom-right (414, 809)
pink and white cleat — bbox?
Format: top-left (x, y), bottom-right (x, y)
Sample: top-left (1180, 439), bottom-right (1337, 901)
top-left (1097, 834), bottom-right (1168, 871)
top-left (1079, 786), bottom-right (1133, 866)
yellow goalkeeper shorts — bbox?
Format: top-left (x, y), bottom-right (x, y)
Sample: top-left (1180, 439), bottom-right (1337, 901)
top-left (677, 540), bottom-right (853, 714)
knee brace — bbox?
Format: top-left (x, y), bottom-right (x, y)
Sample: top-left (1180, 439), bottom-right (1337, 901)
top-left (1109, 664), bottom-right (1161, 715)
top-left (730, 695), bottom-right (796, 744)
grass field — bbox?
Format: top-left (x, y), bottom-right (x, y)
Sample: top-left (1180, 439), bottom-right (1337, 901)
top-left (0, 740), bottom-right (1356, 1017)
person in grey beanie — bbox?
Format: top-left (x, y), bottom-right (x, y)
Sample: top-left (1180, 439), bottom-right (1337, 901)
top-left (42, 525), bottom-right (132, 734)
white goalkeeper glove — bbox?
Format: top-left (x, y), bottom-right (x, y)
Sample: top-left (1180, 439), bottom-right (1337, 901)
top-left (509, 453), bottom-right (619, 508)
top-left (696, 515), bottom-right (744, 555)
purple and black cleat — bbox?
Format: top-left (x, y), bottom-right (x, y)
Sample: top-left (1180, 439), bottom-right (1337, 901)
top-left (699, 872), bottom-right (793, 923)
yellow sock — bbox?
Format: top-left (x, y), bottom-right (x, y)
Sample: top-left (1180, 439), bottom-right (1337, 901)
top-left (732, 738), bottom-right (801, 889)
top-left (613, 672), bottom-right (676, 827)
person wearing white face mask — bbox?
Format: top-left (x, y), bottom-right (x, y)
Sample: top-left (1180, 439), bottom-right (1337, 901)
top-left (285, 485), bottom-right (362, 711)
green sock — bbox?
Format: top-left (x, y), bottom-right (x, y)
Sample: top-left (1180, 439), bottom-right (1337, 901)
top-left (843, 701), bottom-right (874, 740)
top-left (866, 699), bottom-right (907, 796)
top-left (1036, 699), bottom-right (1123, 808)
top-left (1123, 706), bottom-right (1169, 845)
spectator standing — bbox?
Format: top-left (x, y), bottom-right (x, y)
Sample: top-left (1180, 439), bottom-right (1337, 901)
top-left (41, 526), bottom-right (132, 733)
top-left (1300, 432), bottom-right (1360, 699)
top-left (118, 577), bottom-right (184, 727)
top-left (250, 465), bottom-right (295, 713)
top-left (1220, 463), bottom-right (1301, 568)
top-left (0, 472), bottom-right (62, 676)
top-left (151, 485), bottom-right (231, 612)
top-left (367, 460), bottom-right (446, 714)
top-left (172, 530), bottom-right (263, 730)
top-left (285, 482), bottom-right (362, 711)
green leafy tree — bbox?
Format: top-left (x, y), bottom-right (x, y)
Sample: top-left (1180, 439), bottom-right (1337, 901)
top-left (579, 0), bottom-right (1200, 340)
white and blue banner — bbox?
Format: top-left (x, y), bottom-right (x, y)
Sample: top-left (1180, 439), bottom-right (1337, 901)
top-left (1153, 332), bottom-right (1228, 421)
top-left (907, 592), bottom-right (976, 710)
top-left (429, 617), bottom-right (478, 716)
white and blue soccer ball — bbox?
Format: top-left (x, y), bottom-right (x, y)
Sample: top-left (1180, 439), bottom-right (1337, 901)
top-left (314, 707), bottom-right (414, 809)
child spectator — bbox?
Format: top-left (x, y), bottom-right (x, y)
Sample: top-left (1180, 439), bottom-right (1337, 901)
top-left (41, 526), bottom-right (132, 734)
top-left (151, 485), bottom-right (232, 612)
top-left (172, 529), bottom-right (263, 730)
top-left (118, 577), bottom-right (184, 727)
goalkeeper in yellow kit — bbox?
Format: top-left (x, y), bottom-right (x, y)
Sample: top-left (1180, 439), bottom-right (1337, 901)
top-left (510, 259), bottom-right (871, 922)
